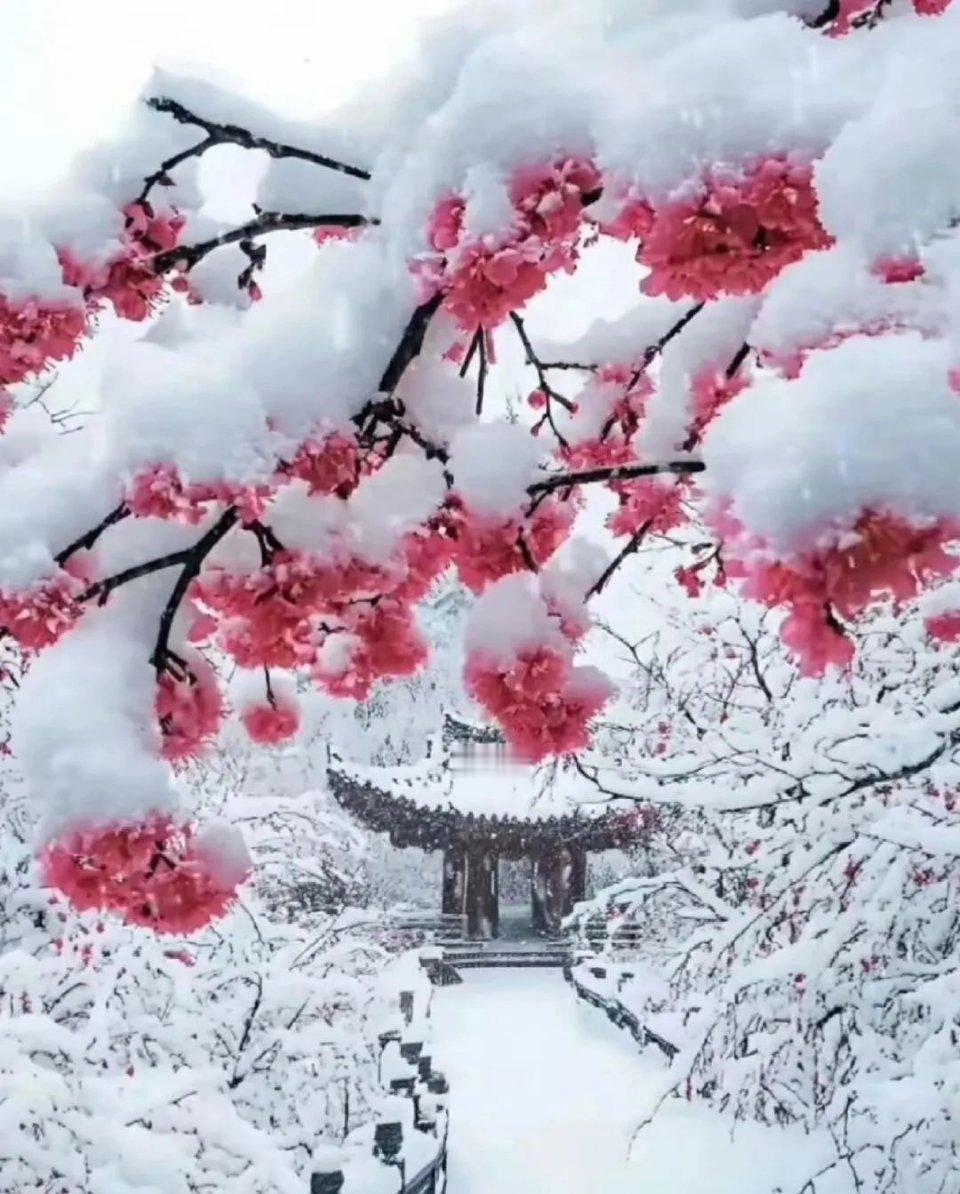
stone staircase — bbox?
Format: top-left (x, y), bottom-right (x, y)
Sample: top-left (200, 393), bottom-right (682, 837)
top-left (441, 937), bottom-right (571, 969)
top-left (392, 911), bottom-right (571, 969)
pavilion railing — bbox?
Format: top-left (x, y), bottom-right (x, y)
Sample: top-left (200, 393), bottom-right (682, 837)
top-left (564, 958), bottom-right (678, 1060)
top-left (310, 951), bottom-right (451, 1192)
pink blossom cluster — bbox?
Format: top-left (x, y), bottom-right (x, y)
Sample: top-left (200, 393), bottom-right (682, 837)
top-left (0, 292), bottom-right (87, 385)
top-left (559, 368), bottom-right (652, 471)
top-left (826, 0), bottom-right (951, 35)
top-left (0, 203), bottom-right (187, 388)
top-left (240, 693), bottom-right (301, 744)
top-left (608, 477), bottom-right (688, 538)
top-left (41, 816), bottom-right (248, 934)
top-left (555, 363), bottom-right (710, 541)
top-left (449, 496), bottom-right (577, 592)
top-left (191, 523), bottom-right (452, 710)
top-left (0, 572), bottom-right (82, 652)
top-left (314, 598), bottom-right (428, 700)
top-left (284, 429), bottom-right (362, 496)
top-left (125, 463), bottom-right (271, 525)
top-left (720, 510), bottom-right (960, 675)
top-left (414, 157), bottom-right (600, 331)
top-left (155, 655), bottom-right (224, 761)
top-left (605, 157), bottom-right (832, 300)
top-left (60, 202), bottom-right (187, 323)
top-left (686, 366), bottom-right (749, 444)
top-left (465, 643), bottom-right (613, 761)
top-left (313, 224), bottom-right (361, 247)
top-left (762, 319), bottom-right (909, 381)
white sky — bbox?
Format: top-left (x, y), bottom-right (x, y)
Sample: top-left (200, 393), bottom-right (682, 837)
top-left (1, 0), bottom-right (459, 195)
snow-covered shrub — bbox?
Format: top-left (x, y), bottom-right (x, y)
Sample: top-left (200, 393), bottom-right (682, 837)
top-left (575, 576), bottom-right (960, 1192)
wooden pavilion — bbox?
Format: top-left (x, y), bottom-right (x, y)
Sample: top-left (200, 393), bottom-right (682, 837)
top-left (327, 718), bottom-right (632, 939)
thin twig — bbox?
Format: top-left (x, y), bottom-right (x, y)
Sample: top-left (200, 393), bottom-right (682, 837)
top-left (147, 96), bottom-right (371, 180)
top-left (153, 211), bottom-right (372, 274)
top-left (56, 504), bottom-right (130, 567)
top-left (528, 459), bottom-right (704, 498)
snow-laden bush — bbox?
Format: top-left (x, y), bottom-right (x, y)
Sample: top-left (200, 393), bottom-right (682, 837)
top-left (574, 574), bottom-right (960, 1192)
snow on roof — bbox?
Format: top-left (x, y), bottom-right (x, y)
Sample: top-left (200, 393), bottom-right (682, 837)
top-left (332, 734), bottom-right (614, 821)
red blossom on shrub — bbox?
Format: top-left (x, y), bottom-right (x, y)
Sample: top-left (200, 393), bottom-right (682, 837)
top-left (313, 599), bottom-right (428, 700)
top-left (451, 497), bottom-right (576, 592)
top-left (285, 430), bottom-right (361, 496)
top-left (723, 510), bottom-right (960, 675)
top-left (60, 202), bottom-right (186, 322)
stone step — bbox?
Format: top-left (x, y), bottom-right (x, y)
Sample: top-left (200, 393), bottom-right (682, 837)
top-left (452, 953), bottom-right (570, 969)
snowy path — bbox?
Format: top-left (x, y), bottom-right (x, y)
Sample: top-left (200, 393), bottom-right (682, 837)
top-left (431, 968), bottom-right (660, 1194)
top-left (431, 968), bottom-right (821, 1194)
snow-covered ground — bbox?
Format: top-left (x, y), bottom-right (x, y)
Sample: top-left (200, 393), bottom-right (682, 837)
top-left (432, 969), bottom-right (826, 1194)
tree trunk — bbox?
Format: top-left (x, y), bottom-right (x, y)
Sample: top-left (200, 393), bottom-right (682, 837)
top-left (464, 846), bottom-right (499, 939)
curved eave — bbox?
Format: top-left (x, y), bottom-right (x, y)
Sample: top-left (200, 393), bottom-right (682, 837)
top-left (327, 768), bottom-right (634, 857)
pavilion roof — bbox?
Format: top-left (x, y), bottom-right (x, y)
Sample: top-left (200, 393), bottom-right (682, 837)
top-left (327, 718), bottom-right (635, 856)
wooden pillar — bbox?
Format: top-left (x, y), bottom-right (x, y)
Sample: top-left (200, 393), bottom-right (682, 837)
top-left (464, 846), bottom-right (499, 939)
top-left (441, 845), bottom-right (465, 916)
top-left (530, 851), bottom-right (549, 935)
top-left (568, 845), bottom-right (587, 911)
top-left (531, 845), bottom-right (586, 936)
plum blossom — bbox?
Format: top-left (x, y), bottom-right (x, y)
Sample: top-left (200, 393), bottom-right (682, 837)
top-left (607, 157), bottom-right (831, 301)
top-left (41, 816), bottom-right (249, 933)
top-left (125, 463), bottom-right (272, 524)
top-left (59, 202), bottom-right (186, 323)
top-left (465, 644), bottom-right (613, 761)
top-left (608, 477), bottom-right (688, 538)
top-left (414, 157), bottom-right (600, 332)
top-left (313, 599), bottom-right (428, 700)
top-left (240, 692), bottom-right (301, 744)
top-left (720, 510), bottom-right (960, 675)
top-left (284, 430), bottom-right (361, 496)
top-left (155, 655), bottom-right (225, 761)
top-left (0, 293), bottom-right (87, 385)
top-left (0, 573), bottom-right (82, 652)
top-left (451, 497), bottom-right (577, 593)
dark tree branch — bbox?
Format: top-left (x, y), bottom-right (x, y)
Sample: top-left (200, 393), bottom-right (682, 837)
top-left (151, 508), bottom-right (240, 672)
top-left (459, 329), bottom-right (482, 379)
top-left (725, 342), bottom-right (752, 379)
top-left (627, 302), bottom-right (706, 389)
top-left (78, 550), bottom-right (193, 606)
top-left (475, 331), bottom-right (487, 417)
top-left (152, 211), bottom-right (373, 274)
top-left (137, 136), bottom-right (216, 205)
top-left (538, 360), bottom-right (598, 373)
top-left (587, 521), bottom-right (652, 598)
top-left (527, 459), bottom-right (704, 498)
top-left (55, 504), bottom-right (130, 567)
top-left (808, 0), bottom-right (840, 27)
top-left (247, 520), bottom-right (286, 564)
top-left (510, 313), bottom-right (576, 413)
top-left (377, 293), bottom-right (444, 395)
top-left (146, 96), bottom-right (371, 180)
